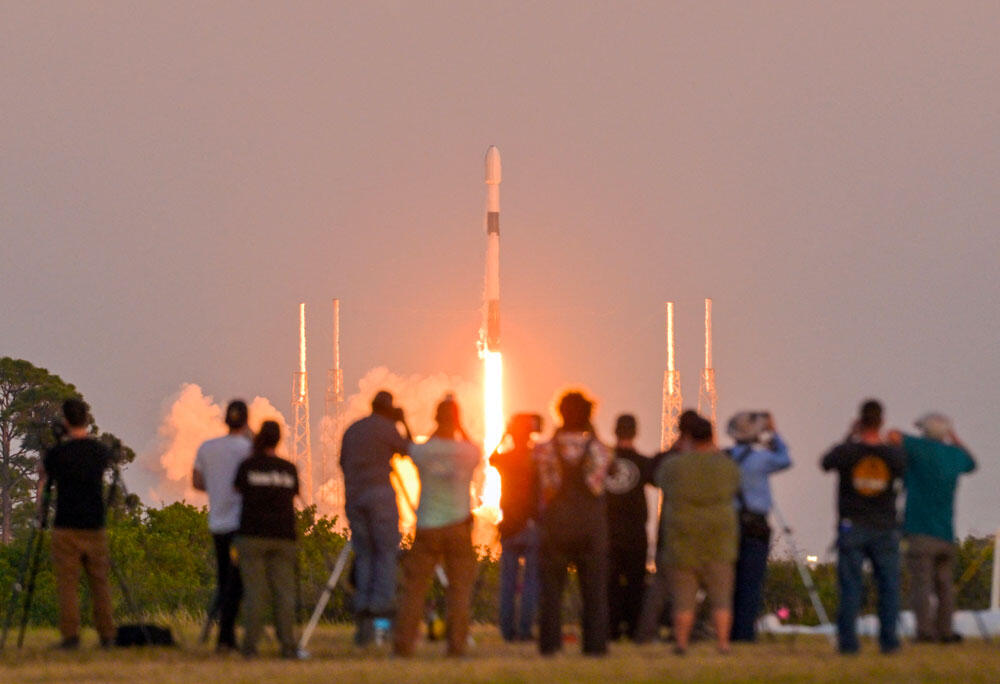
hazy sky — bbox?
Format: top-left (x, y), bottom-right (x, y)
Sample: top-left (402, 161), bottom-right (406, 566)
top-left (3, 2), bottom-right (998, 552)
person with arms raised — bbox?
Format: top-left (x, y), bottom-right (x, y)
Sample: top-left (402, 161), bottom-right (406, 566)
top-left (393, 396), bottom-right (481, 657)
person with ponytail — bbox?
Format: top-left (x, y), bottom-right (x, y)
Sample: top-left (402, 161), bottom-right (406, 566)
top-left (393, 395), bottom-right (481, 657)
top-left (233, 420), bottom-right (303, 659)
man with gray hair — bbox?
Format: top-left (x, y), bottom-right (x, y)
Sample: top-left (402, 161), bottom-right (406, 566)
top-left (888, 413), bottom-right (976, 643)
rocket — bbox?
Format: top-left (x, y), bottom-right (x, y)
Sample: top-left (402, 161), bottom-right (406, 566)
top-left (484, 145), bottom-right (501, 351)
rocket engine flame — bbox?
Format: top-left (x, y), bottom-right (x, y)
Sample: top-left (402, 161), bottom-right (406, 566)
top-left (476, 349), bottom-right (504, 524)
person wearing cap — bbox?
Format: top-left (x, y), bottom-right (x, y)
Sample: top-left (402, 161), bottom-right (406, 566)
top-left (821, 399), bottom-right (906, 655)
top-left (339, 390), bottom-right (412, 645)
top-left (393, 396), bottom-right (481, 657)
top-left (193, 399), bottom-right (252, 652)
top-left (534, 390), bottom-right (613, 656)
top-left (888, 413), bottom-right (976, 643)
top-left (726, 411), bottom-right (791, 642)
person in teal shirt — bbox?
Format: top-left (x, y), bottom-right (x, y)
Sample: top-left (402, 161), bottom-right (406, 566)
top-left (393, 396), bottom-right (481, 657)
top-left (888, 413), bottom-right (976, 643)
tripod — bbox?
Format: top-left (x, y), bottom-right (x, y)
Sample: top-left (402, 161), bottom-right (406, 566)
top-left (298, 541), bottom-right (353, 652)
top-left (0, 479), bottom-right (54, 651)
top-left (770, 501), bottom-right (835, 644)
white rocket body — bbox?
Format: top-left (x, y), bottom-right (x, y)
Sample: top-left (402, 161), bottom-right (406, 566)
top-left (485, 146), bottom-right (501, 351)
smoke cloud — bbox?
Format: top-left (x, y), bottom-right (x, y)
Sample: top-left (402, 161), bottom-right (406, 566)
top-left (342, 366), bottom-right (483, 443)
top-left (133, 383), bottom-right (289, 505)
top-left (314, 367), bottom-right (485, 533)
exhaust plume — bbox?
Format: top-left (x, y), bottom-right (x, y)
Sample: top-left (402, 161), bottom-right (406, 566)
top-left (133, 383), bottom-right (289, 505)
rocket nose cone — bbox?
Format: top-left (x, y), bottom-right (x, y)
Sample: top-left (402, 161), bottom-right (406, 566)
top-left (485, 146), bottom-right (502, 184)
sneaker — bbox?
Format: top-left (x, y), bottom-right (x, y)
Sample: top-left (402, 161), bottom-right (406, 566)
top-left (281, 647), bottom-right (310, 660)
top-left (373, 618), bottom-right (392, 646)
top-left (354, 617), bottom-right (375, 646)
top-left (940, 633), bottom-right (963, 644)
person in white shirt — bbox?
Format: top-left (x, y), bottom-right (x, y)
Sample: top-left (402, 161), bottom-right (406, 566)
top-left (193, 399), bottom-right (252, 652)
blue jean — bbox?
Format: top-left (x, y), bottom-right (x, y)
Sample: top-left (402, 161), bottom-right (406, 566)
top-left (836, 525), bottom-right (901, 653)
top-left (346, 486), bottom-right (400, 617)
top-left (499, 524), bottom-right (540, 641)
top-left (731, 533), bottom-right (770, 642)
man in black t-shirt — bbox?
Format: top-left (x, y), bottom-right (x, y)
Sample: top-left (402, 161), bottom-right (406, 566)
top-left (604, 414), bottom-right (656, 640)
top-left (233, 420), bottom-right (302, 659)
top-left (821, 399), bottom-right (905, 655)
top-left (39, 399), bottom-right (115, 649)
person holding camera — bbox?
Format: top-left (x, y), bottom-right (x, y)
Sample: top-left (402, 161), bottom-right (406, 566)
top-left (725, 411), bottom-right (791, 642)
top-left (490, 413), bottom-right (542, 642)
top-left (393, 396), bottom-right (481, 657)
top-left (38, 399), bottom-right (115, 649)
top-left (233, 420), bottom-right (302, 659)
top-left (888, 413), bottom-right (975, 644)
top-left (534, 390), bottom-right (613, 656)
top-left (339, 390), bottom-right (412, 645)
top-left (821, 399), bottom-right (905, 655)
top-left (192, 399), bottom-right (252, 652)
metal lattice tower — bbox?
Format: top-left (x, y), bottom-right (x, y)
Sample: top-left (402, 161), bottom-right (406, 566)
top-left (660, 302), bottom-right (683, 451)
top-left (291, 302), bottom-right (314, 506)
top-left (322, 298), bottom-right (346, 522)
top-left (698, 298), bottom-right (718, 430)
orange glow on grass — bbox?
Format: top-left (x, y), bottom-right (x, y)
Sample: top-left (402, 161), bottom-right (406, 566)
top-left (476, 350), bottom-right (503, 524)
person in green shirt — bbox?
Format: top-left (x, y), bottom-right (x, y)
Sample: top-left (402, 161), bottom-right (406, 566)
top-left (888, 413), bottom-right (976, 643)
top-left (657, 413), bottom-right (741, 654)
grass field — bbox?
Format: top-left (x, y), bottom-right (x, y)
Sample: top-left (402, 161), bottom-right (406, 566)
top-left (2, 622), bottom-right (998, 683)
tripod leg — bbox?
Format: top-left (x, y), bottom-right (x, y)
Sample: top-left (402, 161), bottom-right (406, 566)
top-left (771, 503), bottom-right (836, 645)
top-left (198, 592), bottom-right (221, 645)
top-left (17, 526), bottom-right (50, 648)
top-left (0, 525), bottom-right (39, 652)
top-left (298, 541), bottom-right (352, 652)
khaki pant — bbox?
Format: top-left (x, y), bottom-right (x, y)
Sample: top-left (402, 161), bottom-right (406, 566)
top-left (669, 562), bottom-right (734, 614)
top-left (51, 528), bottom-right (115, 642)
top-left (235, 536), bottom-right (297, 656)
top-left (906, 534), bottom-right (957, 640)
top-left (394, 518), bottom-right (477, 656)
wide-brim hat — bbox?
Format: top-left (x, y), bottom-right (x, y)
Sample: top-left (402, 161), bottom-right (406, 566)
top-left (915, 413), bottom-right (952, 441)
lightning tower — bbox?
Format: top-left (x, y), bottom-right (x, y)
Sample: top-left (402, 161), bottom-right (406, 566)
top-left (660, 302), bottom-right (682, 450)
top-left (322, 298), bottom-right (346, 522)
top-left (291, 302), bottom-right (314, 506)
top-left (698, 297), bottom-right (718, 429)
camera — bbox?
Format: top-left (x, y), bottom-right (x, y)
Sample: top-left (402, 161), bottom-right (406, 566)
top-left (391, 407), bottom-right (405, 422)
top-left (727, 411), bottom-right (772, 444)
top-left (50, 421), bottom-right (68, 442)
